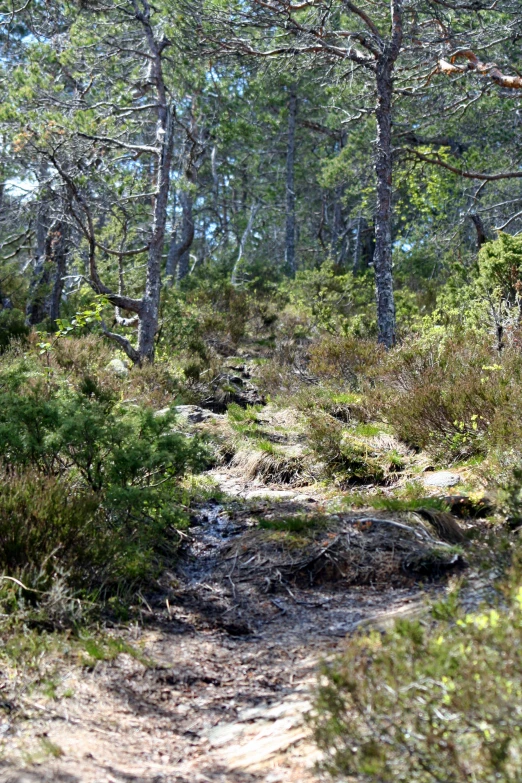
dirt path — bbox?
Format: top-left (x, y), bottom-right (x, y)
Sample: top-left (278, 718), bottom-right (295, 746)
top-left (0, 471), bottom-right (431, 783)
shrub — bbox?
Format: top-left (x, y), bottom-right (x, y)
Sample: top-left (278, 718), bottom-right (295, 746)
top-left (284, 262), bottom-right (375, 335)
top-left (309, 334), bottom-right (384, 383)
top-left (312, 583), bottom-right (522, 782)
top-left (0, 365), bottom-right (209, 584)
top-left (52, 335), bottom-right (113, 376)
top-left (0, 469), bottom-right (186, 624)
top-left (478, 232), bottom-right (522, 306)
top-left (306, 414), bottom-right (400, 485)
top-left (0, 308), bottom-right (29, 353)
top-left (379, 333), bottom-right (522, 461)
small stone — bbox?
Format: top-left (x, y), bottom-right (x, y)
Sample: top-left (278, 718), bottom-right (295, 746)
top-left (105, 358), bottom-right (129, 377)
top-left (422, 471), bottom-right (461, 488)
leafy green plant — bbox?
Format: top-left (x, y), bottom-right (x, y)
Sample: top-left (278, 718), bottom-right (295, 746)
top-left (478, 232), bottom-right (522, 306)
top-left (0, 370), bottom-right (208, 524)
top-left (0, 363), bottom-right (210, 619)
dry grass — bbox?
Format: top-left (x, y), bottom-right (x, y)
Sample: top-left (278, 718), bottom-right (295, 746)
top-left (229, 444), bottom-right (310, 486)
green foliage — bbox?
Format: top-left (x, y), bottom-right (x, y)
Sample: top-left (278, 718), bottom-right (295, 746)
top-left (478, 233), bottom-right (522, 306)
top-left (312, 583), bottom-right (522, 782)
top-left (259, 514), bottom-right (326, 533)
top-left (0, 369), bottom-right (207, 524)
top-left (0, 308), bottom-right (29, 352)
top-left (0, 358), bottom-right (210, 619)
top-left (0, 471), bottom-right (169, 603)
top-left (55, 296), bottom-right (107, 338)
top-left (158, 288), bottom-right (205, 357)
top-left (284, 262), bottom-right (375, 336)
top-left (306, 414), bottom-right (386, 484)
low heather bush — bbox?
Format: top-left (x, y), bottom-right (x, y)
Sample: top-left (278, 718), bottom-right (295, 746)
top-left (313, 579), bottom-right (522, 782)
top-left (378, 333), bottom-right (522, 461)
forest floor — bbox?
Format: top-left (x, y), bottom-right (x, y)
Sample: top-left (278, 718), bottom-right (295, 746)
top-left (0, 399), bottom-right (487, 782)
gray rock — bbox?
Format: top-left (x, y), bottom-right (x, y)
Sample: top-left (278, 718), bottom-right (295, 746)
top-left (105, 358), bottom-right (129, 377)
top-left (174, 405), bottom-right (222, 424)
top-left (422, 471), bottom-right (461, 488)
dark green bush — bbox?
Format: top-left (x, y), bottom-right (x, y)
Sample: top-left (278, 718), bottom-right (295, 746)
top-left (0, 308), bottom-right (29, 352)
top-left (285, 262), bottom-right (375, 335)
top-left (0, 363), bottom-right (209, 612)
top-left (313, 584), bottom-right (522, 782)
top-left (478, 232), bottom-right (522, 305)
top-left (0, 369), bottom-right (207, 523)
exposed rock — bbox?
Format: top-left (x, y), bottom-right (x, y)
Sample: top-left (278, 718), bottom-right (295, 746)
top-left (422, 471), bottom-right (461, 488)
top-left (105, 358), bottom-right (129, 377)
top-left (174, 404), bottom-right (223, 424)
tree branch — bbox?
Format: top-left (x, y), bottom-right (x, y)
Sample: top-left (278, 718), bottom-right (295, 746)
top-left (405, 148), bottom-right (522, 181)
top-left (437, 50), bottom-right (522, 90)
top-left (77, 132), bottom-right (159, 155)
top-left (101, 321), bottom-right (141, 364)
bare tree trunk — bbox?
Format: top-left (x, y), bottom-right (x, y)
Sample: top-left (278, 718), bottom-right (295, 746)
top-left (331, 131), bottom-right (348, 265)
top-left (354, 217), bottom-right (375, 271)
top-left (469, 213), bottom-right (490, 250)
top-left (231, 204), bottom-right (258, 285)
top-left (374, 61), bottom-right (396, 348)
top-left (166, 188), bottom-right (194, 283)
top-left (373, 2), bottom-right (403, 348)
top-left (137, 106), bottom-right (174, 360)
top-left (135, 3), bottom-right (174, 362)
top-left (285, 86), bottom-right (297, 276)
top-left (48, 222), bottom-right (67, 324)
top-left (26, 219), bottom-right (66, 327)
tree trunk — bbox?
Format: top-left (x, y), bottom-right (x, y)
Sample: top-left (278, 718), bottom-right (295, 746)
top-left (26, 219), bottom-right (66, 327)
top-left (231, 204), bottom-right (258, 285)
top-left (331, 131), bottom-right (348, 265)
top-left (373, 60), bottom-right (397, 348)
top-left (285, 86), bottom-right (297, 276)
top-left (372, 0), bottom-right (402, 348)
top-left (48, 222), bottom-right (67, 324)
top-left (469, 213), bottom-right (490, 250)
top-left (166, 188), bottom-right (195, 283)
top-left (137, 105), bottom-right (174, 361)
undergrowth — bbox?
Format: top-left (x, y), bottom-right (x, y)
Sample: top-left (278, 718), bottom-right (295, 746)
top-left (312, 567), bottom-right (522, 783)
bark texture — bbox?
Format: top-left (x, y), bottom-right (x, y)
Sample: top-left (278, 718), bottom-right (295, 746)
top-left (26, 219), bottom-right (67, 327)
top-left (372, 0), bottom-right (403, 348)
top-left (166, 188), bottom-right (195, 283)
top-left (285, 86), bottom-right (297, 276)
